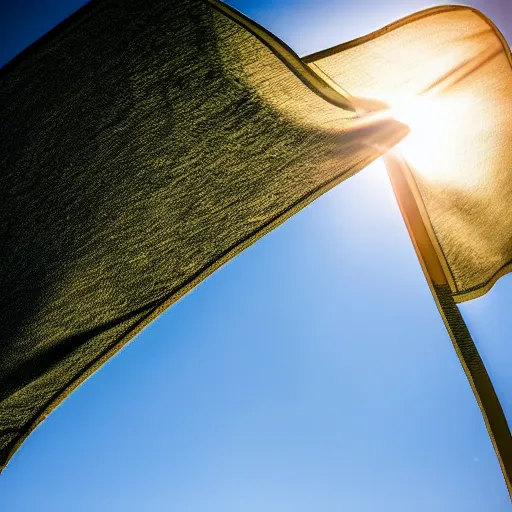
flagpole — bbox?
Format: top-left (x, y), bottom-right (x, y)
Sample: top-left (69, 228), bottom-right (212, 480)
top-left (383, 150), bottom-right (512, 499)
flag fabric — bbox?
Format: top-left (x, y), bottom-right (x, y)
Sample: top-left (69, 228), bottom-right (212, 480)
top-left (305, 8), bottom-right (512, 494)
top-left (305, 6), bottom-right (512, 304)
top-left (0, 0), bottom-right (405, 469)
top-left (1, 0), bottom-right (511, 489)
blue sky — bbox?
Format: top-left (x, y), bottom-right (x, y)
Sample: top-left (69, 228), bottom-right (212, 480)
top-left (1, 1), bottom-right (511, 510)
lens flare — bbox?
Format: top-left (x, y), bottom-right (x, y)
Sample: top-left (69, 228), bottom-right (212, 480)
top-left (385, 92), bottom-right (479, 187)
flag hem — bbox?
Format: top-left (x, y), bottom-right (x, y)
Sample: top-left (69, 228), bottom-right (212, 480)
top-left (453, 260), bottom-right (512, 303)
top-left (303, 5), bottom-right (493, 63)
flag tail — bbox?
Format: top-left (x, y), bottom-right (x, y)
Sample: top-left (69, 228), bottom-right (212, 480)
top-left (384, 151), bottom-right (512, 499)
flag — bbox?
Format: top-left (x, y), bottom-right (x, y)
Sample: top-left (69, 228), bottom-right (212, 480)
top-left (306, 6), bottom-right (512, 303)
top-left (0, 0), bottom-right (406, 469)
top-left (305, 5), bottom-right (512, 495)
top-left (1, 0), bottom-right (511, 495)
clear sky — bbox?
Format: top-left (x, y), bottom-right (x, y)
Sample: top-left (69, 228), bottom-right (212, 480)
top-left (1, 1), bottom-right (511, 510)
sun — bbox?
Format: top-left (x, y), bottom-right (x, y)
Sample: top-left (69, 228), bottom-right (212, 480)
top-left (389, 94), bottom-right (450, 178)
top-left (383, 91), bottom-right (477, 187)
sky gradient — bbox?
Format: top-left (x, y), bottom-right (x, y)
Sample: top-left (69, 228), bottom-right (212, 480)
top-left (0, 1), bottom-right (511, 510)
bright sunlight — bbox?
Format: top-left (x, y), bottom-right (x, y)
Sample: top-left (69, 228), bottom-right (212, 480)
top-left (387, 92), bottom-right (477, 187)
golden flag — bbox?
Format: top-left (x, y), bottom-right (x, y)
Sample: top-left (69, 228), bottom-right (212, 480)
top-left (305, 5), bottom-right (512, 496)
top-left (306, 6), bottom-right (512, 302)
top-left (1, 0), bottom-right (511, 496)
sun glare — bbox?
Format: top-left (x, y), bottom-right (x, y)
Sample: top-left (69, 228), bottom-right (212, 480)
top-left (385, 92), bottom-right (478, 188)
top-left (391, 95), bottom-right (447, 174)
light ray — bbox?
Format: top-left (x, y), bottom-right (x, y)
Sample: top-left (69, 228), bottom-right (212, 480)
top-left (376, 39), bottom-right (503, 185)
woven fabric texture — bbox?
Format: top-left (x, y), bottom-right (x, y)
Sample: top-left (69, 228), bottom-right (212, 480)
top-left (0, 0), bottom-right (405, 468)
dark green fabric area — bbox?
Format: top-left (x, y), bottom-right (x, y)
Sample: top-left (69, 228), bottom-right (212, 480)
top-left (0, 0), bottom-right (405, 467)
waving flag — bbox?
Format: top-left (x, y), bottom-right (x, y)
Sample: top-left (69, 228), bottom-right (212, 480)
top-left (1, 0), bottom-right (511, 497)
top-left (306, 6), bottom-right (512, 303)
top-left (306, 6), bottom-right (512, 495)
top-left (0, 0), bottom-right (405, 471)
